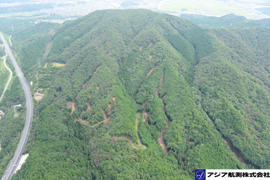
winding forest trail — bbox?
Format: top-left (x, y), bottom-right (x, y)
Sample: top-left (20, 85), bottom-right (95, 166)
top-left (89, 110), bottom-right (146, 149)
top-left (0, 50), bottom-right (13, 103)
top-left (112, 119), bottom-right (146, 150)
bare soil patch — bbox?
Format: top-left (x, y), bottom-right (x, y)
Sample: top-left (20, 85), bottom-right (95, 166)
top-left (148, 42), bottom-right (153, 48)
top-left (143, 111), bottom-right (149, 122)
top-left (223, 137), bottom-right (244, 162)
top-left (88, 101), bottom-right (91, 110)
top-left (34, 93), bottom-right (45, 103)
top-left (149, 55), bottom-right (153, 60)
top-left (44, 63), bottom-right (47, 68)
top-left (140, 46), bottom-right (143, 51)
top-left (158, 121), bottom-right (169, 153)
top-left (142, 100), bottom-right (147, 108)
top-left (147, 67), bottom-right (155, 78)
top-left (83, 84), bottom-right (86, 90)
top-left (112, 97), bottom-right (115, 102)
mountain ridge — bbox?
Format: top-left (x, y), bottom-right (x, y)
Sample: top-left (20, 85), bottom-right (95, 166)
top-left (0, 9), bottom-right (269, 179)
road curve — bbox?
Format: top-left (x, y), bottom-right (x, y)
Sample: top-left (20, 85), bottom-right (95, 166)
top-left (0, 32), bottom-right (33, 180)
top-left (0, 50), bottom-right (13, 102)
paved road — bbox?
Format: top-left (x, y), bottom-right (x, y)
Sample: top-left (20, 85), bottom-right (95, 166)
top-left (0, 32), bottom-right (33, 180)
top-left (0, 50), bottom-right (13, 102)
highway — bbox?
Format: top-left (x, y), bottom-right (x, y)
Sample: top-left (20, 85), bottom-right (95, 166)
top-left (0, 32), bottom-right (33, 180)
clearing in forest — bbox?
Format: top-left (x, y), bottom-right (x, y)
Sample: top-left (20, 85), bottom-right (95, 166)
top-left (34, 93), bottom-right (45, 103)
top-left (140, 45), bottom-right (143, 51)
top-left (143, 111), bottom-right (149, 122)
top-left (53, 62), bottom-right (65, 67)
top-left (148, 42), bottom-right (153, 47)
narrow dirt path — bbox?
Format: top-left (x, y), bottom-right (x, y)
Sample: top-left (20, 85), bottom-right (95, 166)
top-left (137, 120), bottom-right (146, 149)
top-left (112, 120), bottom-right (146, 150)
top-left (0, 50), bottom-right (12, 102)
top-left (156, 70), bottom-right (164, 95)
top-left (147, 67), bottom-right (155, 78)
top-left (89, 65), bottom-right (101, 81)
top-left (89, 108), bottom-right (111, 127)
top-left (70, 101), bottom-right (75, 115)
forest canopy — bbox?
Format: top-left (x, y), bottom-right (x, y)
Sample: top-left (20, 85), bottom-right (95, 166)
top-left (0, 9), bottom-right (269, 180)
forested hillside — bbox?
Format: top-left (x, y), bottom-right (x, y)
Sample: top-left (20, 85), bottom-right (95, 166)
top-left (0, 9), bottom-right (270, 179)
top-left (180, 14), bottom-right (248, 28)
top-left (181, 14), bottom-right (270, 29)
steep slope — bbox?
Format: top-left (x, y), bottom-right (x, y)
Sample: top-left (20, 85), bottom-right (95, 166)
top-left (1, 9), bottom-right (270, 179)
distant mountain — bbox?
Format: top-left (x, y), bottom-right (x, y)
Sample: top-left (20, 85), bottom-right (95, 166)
top-left (235, 18), bottom-right (270, 29)
top-left (180, 13), bottom-right (270, 29)
top-left (180, 14), bottom-right (248, 28)
top-left (1, 9), bottom-right (270, 179)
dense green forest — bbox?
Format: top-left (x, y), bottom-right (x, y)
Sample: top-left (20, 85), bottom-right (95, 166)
top-left (0, 9), bottom-right (270, 179)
